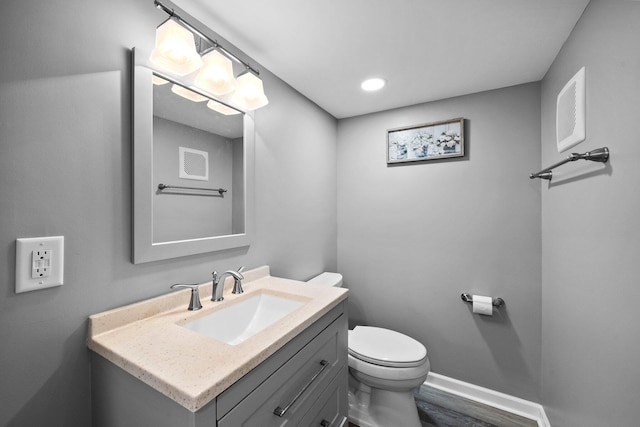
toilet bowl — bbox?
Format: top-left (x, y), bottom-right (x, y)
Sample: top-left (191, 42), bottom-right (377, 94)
top-left (307, 272), bottom-right (430, 427)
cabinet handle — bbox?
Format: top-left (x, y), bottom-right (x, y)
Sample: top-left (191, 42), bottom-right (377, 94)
top-left (323, 416), bottom-right (347, 427)
top-left (273, 359), bottom-right (330, 417)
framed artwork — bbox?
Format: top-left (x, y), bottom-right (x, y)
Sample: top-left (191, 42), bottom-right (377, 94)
top-left (387, 117), bottom-right (464, 164)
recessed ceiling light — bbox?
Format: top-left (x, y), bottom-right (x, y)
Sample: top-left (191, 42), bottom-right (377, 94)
top-left (361, 78), bottom-right (386, 91)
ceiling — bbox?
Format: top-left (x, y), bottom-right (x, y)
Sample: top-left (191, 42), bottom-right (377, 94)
top-left (173, 0), bottom-right (590, 119)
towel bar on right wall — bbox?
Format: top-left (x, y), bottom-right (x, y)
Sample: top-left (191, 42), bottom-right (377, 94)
top-left (529, 147), bottom-right (609, 181)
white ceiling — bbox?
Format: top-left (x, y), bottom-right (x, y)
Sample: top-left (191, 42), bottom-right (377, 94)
top-left (173, 0), bottom-right (590, 119)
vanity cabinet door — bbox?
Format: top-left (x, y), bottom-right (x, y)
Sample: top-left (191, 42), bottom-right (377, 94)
top-left (298, 366), bottom-right (348, 427)
top-left (217, 314), bottom-right (346, 427)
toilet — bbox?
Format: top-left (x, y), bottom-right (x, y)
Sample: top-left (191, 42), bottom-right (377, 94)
top-left (307, 273), bottom-right (430, 427)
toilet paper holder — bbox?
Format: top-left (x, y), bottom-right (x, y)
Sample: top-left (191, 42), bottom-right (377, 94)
top-left (461, 293), bottom-right (504, 308)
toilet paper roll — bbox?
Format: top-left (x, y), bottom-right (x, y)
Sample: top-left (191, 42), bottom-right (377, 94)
top-left (472, 295), bottom-right (493, 316)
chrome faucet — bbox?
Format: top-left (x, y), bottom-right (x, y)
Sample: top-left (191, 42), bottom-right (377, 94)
top-left (170, 284), bottom-right (202, 311)
top-left (211, 266), bottom-right (245, 301)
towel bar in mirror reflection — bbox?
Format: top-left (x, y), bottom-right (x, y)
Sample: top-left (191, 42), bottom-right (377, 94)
top-left (157, 184), bottom-right (228, 196)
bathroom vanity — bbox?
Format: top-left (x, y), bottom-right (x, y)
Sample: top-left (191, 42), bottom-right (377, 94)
top-left (88, 266), bottom-right (348, 426)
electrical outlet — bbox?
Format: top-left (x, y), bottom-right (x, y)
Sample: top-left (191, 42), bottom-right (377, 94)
top-left (31, 249), bottom-right (52, 278)
top-left (16, 236), bottom-right (64, 293)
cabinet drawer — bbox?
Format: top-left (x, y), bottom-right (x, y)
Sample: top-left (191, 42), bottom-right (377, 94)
top-left (218, 314), bottom-right (346, 426)
top-left (298, 366), bottom-right (348, 427)
top-left (217, 303), bottom-right (345, 418)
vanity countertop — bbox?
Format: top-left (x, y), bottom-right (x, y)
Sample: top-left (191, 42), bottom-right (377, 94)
top-left (87, 266), bottom-right (348, 412)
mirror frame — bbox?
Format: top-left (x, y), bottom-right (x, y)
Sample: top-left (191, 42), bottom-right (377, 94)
top-left (132, 47), bottom-right (255, 264)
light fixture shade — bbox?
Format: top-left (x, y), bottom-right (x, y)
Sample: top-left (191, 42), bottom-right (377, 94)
top-left (150, 19), bottom-right (203, 76)
top-left (207, 99), bottom-right (242, 115)
top-left (195, 50), bottom-right (237, 96)
top-left (171, 84), bottom-right (208, 102)
top-left (152, 75), bottom-right (169, 85)
top-left (231, 71), bottom-right (269, 111)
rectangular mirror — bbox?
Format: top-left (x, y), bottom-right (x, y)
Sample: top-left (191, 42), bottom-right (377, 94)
top-left (132, 48), bottom-right (254, 264)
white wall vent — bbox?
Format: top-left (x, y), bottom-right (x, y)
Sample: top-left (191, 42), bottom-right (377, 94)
top-left (179, 147), bottom-right (209, 181)
top-left (556, 66), bottom-right (586, 152)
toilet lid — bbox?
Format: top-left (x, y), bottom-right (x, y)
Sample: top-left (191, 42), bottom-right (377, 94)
top-left (348, 326), bottom-right (427, 368)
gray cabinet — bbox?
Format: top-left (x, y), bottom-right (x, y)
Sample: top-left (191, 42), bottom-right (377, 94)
top-left (297, 367), bottom-right (347, 427)
top-left (92, 301), bottom-right (348, 427)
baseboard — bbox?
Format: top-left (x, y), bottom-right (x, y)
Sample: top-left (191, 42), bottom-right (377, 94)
top-left (424, 372), bottom-right (550, 427)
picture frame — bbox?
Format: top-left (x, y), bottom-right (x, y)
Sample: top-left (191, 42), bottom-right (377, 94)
top-left (387, 117), bottom-right (465, 164)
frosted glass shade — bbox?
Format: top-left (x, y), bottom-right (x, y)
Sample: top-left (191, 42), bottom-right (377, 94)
top-left (150, 19), bottom-right (202, 76)
top-left (152, 75), bottom-right (169, 85)
top-left (232, 71), bottom-right (269, 111)
top-left (171, 84), bottom-right (208, 102)
top-left (207, 100), bottom-right (242, 115)
top-left (195, 50), bottom-right (237, 96)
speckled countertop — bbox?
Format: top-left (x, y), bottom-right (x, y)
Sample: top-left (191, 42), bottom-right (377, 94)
top-left (87, 265), bottom-right (348, 412)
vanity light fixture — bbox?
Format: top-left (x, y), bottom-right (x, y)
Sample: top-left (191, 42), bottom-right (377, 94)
top-left (171, 84), bottom-right (208, 102)
top-left (195, 50), bottom-right (237, 96)
top-left (150, 19), bottom-right (203, 76)
top-left (361, 77), bottom-right (386, 91)
top-left (152, 0), bottom-right (269, 111)
top-left (231, 69), bottom-right (269, 111)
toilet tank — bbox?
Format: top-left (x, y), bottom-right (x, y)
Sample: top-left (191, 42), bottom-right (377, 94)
top-left (307, 272), bottom-right (343, 287)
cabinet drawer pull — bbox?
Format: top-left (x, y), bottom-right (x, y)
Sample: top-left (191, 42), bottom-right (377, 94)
top-left (273, 359), bottom-right (330, 417)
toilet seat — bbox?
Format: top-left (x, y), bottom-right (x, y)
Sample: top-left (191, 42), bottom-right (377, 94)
top-left (348, 326), bottom-right (427, 368)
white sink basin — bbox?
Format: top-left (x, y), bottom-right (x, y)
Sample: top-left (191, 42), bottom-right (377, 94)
top-left (182, 291), bottom-right (306, 345)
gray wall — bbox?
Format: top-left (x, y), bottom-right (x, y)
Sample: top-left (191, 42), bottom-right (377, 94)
top-left (337, 83), bottom-right (542, 401)
top-left (0, 1), bottom-right (337, 426)
top-left (540, 1), bottom-right (640, 425)
top-left (3, 0), bottom-right (639, 425)
top-left (232, 136), bottom-right (245, 235)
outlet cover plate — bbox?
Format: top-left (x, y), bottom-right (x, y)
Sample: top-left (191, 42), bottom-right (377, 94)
top-left (16, 236), bottom-right (64, 293)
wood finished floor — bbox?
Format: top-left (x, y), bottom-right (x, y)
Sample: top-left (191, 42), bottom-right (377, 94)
top-left (415, 395), bottom-right (502, 427)
top-left (348, 383), bottom-right (537, 427)
top-left (348, 402), bottom-right (499, 427)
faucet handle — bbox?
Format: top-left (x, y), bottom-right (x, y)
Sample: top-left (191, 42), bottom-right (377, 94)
top-left (232, 266), bottom-right (245, 294)
top-left (170, 284), bottom-right (203, 311)
top-left (235, 266), bottom-right (245, 281)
